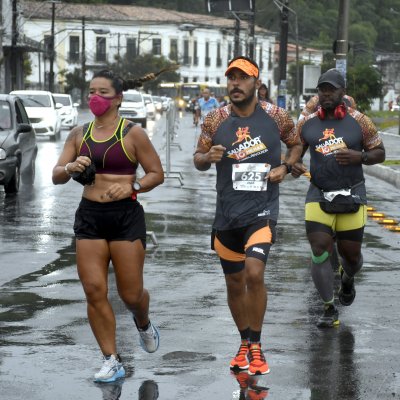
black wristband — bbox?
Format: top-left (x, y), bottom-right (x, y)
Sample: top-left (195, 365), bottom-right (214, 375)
top-left (281, 162), bottom-right (292, 173)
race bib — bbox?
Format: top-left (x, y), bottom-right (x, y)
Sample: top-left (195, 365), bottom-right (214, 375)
top-left (232, 163), bottom-right (271, 191)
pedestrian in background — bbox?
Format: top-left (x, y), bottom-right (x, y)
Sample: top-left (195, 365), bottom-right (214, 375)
top-left (193, 56), bottom-right (302, 376)
top-left (198, 87), bottom-right (219, 121)
top-left (52, 69), bottom-right (164, 382)
top-left (291, 68), bottom-right (385, 328)
top-left (257, 83), bottom-right (273, 104)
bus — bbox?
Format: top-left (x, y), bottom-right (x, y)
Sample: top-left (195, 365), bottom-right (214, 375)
top-left (158, 82), bottom-right (228, 110)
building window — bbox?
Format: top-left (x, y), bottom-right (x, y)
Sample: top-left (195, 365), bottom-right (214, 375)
top-left (227, 42), bottom-right (232, 64)
top-left (169, 39), bottom-right (178, 62)
top-left (217, 42), bottom-right (222, 67)
top-left (69, 36), bottom-right (80, 63)
top-left (96, 37), bottom-right (107, 62)
top-left (205, 41), bottom-right (210, 66)
top-left (152, 38), bottom-right (162, 56)
top-left (183, 77), bottom-right (188, 83)
top-left (193, 40), bottom-right (198, 66)
top-left (193, 77), bottom-right (198, 82)
top-left (268, 47), bottom-right (273, 70)
top-left (259, 46), bottom-right (263, 69)
top-left (43, 35), bottom-right (52, 60)
top-left (205, 76), bottom-right (209, 82)
top-left (216, 77), bottom-right (220, 84)
top-left (183, 39), bottom-right (190, 65)
top-left (126, 38), bottom-right (137, 60)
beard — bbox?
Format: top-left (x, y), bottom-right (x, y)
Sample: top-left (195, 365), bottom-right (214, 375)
top-left (229, 92), bottom-right (256, 108)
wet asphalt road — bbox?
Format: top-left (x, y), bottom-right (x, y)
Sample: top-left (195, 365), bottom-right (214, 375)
top-left (0, 111), bottom-right (399, 399)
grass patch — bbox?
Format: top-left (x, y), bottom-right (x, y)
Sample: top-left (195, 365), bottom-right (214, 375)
top-left (382, 160), bottom-right (400, 165)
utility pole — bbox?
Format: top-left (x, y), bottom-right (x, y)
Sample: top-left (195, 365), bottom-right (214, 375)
top-left (278, 0), bottom-right (289, 108)
top-left (81, 16), bottom-right (86, 107)
top-left (335, 0), bottom-right (350, 81)
top-left (11, 0), bottom-right (18, 90)
top-left (249, 0), bottom-right (256, 59)
top-left (48, 0), bottom-right (56, 92)
top-left (233, 13), bottom-right (241, 57)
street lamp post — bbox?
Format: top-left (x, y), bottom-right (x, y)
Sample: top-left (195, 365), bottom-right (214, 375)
top-left (48, 0), bottom-right (57, 92)
top-left (274, 0), bottom-right (300, 111)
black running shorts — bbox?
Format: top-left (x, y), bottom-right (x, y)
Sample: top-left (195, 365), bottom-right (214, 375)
top-left (74, 197), bottom-right (146, 246)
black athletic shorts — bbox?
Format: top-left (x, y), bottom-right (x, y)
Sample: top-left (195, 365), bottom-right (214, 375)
top-left (74, 197), bottom-right (146, 246)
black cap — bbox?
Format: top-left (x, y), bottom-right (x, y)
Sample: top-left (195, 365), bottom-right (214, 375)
top-left (317, 69), bottom-right (346, 89)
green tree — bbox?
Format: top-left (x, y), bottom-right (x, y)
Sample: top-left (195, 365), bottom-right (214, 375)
top-left (347, 64), bottom-right (382, 111)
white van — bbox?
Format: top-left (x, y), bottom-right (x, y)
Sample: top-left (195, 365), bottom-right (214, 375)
top-left (10, 90), bottom-right (62, 141)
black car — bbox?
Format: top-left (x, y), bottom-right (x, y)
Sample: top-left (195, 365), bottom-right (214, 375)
top-left (0, 94), bottom-right (38, 194)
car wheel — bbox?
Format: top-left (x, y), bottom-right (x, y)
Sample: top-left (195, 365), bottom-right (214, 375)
top-left (21, 155), bottom-right (36, 185)
top-left (4, 164), bottom-right (20, 194)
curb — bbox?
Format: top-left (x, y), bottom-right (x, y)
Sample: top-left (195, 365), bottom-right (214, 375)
top-left (363, 164), bottom-right (400, 189)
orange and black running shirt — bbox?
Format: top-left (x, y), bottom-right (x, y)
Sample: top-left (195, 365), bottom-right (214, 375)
top-left (78, 118), bottom-right (138, 175)
top-left (296, 108), bottom-right (382, 204)
top-left (198, 101), bottom-right (297, 230)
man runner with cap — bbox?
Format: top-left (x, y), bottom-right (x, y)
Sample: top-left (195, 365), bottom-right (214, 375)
top-left (193, 56), bottom-right (302, 375)
top-left (291, 69), bottom-right (385, 328)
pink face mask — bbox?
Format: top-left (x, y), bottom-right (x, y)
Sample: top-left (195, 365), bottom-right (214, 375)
top-left (88, 94), bottom-right (119, 116)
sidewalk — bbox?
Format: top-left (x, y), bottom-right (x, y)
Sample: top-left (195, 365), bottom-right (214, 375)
top-left (363, 125), bottom-right (400, 188)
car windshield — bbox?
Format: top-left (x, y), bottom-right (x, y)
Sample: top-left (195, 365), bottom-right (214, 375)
top-left (123, 93), bottom-right (142, 102)
top-left (54, 96), bottom-right (71, 106)
top-left (17, 94), bottom-right (51, 107)
top-left (0, 101), bottom-right (11, 129)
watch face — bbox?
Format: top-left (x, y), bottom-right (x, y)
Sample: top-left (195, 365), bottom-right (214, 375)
top-left (362, 152), bottom-right (368, 163)
top-left (133, 182), bottom-right (141, 191)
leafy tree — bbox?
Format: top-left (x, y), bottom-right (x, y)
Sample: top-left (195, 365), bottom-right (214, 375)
top-left (347, 64), bottom-right (382, 111)
top-left (64, 68), bottom-right (85, 95)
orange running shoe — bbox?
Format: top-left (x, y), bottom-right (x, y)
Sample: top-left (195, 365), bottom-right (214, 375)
top-left (229, 340), bottom-right (250, 370)
top-left (248, 343), bottom-right (270, 375)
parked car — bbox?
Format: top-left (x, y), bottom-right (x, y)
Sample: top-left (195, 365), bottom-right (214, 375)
top-left (160, 96), bottom-right (172, 111)
top-left (53, 93), bottom-right (79, 128)
top-left (10, 90), bottom-right (62, 141)
top-left (151, 95), bottom-right (164, 114)
top-left (142, 93), bottom-right (156, 120)
top-left (119, 90), bottom-right (147, 128)
top-left (0, 94), bottom-right (38, 194)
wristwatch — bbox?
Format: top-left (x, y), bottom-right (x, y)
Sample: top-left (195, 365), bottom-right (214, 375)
top-left (281, 162), bottom-right (292, 173)
top-left (361, 151), bottom-right (368, 164)
top-left (132, 181), bottom-right (141, 193)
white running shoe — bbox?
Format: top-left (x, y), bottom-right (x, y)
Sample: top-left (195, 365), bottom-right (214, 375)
top-left (94, 354), bottom-right (125, 383)
top-left (138, 322), bottom-right (160, 353)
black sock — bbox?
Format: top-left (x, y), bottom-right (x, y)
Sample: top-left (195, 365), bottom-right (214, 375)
top-left (249, 330), bottom-right (261, 343)
top-left (139, 321), bottom-right (151, 331)
top-left (239, 327), bottom-right (250, 341)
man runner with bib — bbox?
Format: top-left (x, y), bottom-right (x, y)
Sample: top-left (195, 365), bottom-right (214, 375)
top-left (193, 56), bottom-right (302, 375)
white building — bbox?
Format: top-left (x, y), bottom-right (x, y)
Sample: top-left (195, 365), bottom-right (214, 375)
top-left (21, 1), bottom-right (276, 95)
